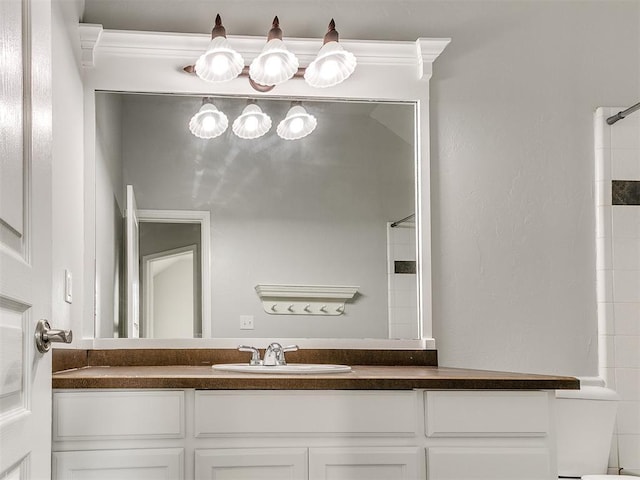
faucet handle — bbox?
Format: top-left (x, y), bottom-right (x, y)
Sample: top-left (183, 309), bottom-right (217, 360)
top-left (238, 345), bottom-right (263, 365)
top-left (278, 344), bottom-right (298, 365)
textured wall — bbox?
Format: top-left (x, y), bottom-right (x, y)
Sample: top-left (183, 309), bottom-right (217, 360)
top-left (82, 0), bottom-right (640, 375)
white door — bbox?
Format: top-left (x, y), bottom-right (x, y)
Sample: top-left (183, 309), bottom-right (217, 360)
top-left (125, 185), bottom-right (140, 338)
top-left (0, 0), bottom-right (54, 478)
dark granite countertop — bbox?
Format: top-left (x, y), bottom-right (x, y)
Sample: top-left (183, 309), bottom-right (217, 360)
top-left (52, 364), bottom-right (579, 390)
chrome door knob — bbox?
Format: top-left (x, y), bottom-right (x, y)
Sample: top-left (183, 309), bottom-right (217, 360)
top-left (35, 319), bottom-right (73, 353)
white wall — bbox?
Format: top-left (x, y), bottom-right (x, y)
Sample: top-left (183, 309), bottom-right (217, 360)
top-left (80, 0), bottom-right (640, 375)
top-left (51, 0), bottom-right (85, 338)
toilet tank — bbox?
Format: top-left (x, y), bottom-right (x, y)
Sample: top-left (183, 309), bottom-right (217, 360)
top-left (555, 377), bottom-right (619, 477)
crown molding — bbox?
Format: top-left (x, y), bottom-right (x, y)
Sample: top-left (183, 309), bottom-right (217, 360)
top-left (79, 23), bottom-right (450, 76)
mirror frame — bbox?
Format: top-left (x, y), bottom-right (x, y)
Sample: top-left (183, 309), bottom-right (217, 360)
top-left (80, 24), bottom-right (450, 349)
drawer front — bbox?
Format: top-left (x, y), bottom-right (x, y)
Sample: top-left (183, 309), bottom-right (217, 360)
top-left (52, 448), bottom-right (184, 480)
top-left (195, 390), bottom-right (417, 436)
top-left (53, 390), bottom-right (185, 440)
top-left (309, 447), bottom-right (423, 480)
top-left (425, 391), bottom-right (549, 437)
top-left (195, 448), bottom-right (308, 480)
top-left (427, 447), bottom-right (552, 479)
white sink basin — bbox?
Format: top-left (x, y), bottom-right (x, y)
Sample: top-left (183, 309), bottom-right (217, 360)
top-left (212, 363), bottom-right (352, 374)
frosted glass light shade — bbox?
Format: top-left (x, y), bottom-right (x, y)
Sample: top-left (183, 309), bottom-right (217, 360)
top-left (189, 103), bottom-right (228, 139)
top-left (277, 106), bottom-right (317, 140)
top-left (195, 36), bottom-right (245, 83)
top-left (232, 104), bottom-right (272, 139)
top-left (249, 38), bottom-right (299, 86)
top-left (304, 41), bottom-right (357, 88)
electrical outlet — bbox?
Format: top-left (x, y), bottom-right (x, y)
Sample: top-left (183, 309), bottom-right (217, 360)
top-left (240, 315), bottom-right (254, 330)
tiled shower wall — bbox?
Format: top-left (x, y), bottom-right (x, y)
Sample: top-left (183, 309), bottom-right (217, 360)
top-left (387, 222), bottom-right (419, 339)
top-left (595, 107), bottom-right (640, 474)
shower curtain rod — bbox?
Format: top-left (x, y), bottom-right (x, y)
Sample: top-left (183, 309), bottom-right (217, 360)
top-left (606, 101), bottom-right (640, 125)
top-left (390, 213), bottom-right (415, 228)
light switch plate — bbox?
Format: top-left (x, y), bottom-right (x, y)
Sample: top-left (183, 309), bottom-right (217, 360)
top-left (64, 269), bottom-right (73, 304)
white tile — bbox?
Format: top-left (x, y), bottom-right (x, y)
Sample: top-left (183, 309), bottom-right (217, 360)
top-left (599, 335), bottom-right (616, 369)
top-left (597, 206), bottom-right (612, 238)
top-left (613, 270), bottom-right (640, 302)
top-left (596, 148), bottom-right (612, 182)
top-left (613, 235), bottom-right (640, 270)
top-left (611, 148), bottom-right (640, 180)
top-left (615, 368), bottom-right (640, 400)
top-left (612, 207), bottom-right (640, 238)
top-left (393, 244), bottom-right (416, 261)
top-left (615, 336), bottom-right (640, 368)
top-left (596, 180), bottom-right (612, 207)
top-left (611, 117), bottom-right (640, 150)
top-left (595, 117), bottom-right (611, 149)
top-left (597, 236), bottom-right (613, 270)
top-left (600, 367), bottom-right (617, 391)
top-left (618, 434), bottom-right (640, 470)
top-left (598, 302), bottom-right (615, 335)
top-left (394, 274), bottom-right (417, 291)
top-left (395, 289), bottom-right (417, 308)
top-left (389, 323), bottom-right (413, 339)
top-left (614, 303), bottom-right (640, 335)
top-left (393, 225), bottom-right (415, 245)
top-left (597, 269), bottom-right (614, 303)
top-left (617, 401), bottom-right (640, 435)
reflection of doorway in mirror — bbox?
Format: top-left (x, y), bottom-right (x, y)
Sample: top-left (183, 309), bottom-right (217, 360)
top-left (142, 245), bottom-right (196, 339)
top-left (387, 221), bottom-right (418, 339)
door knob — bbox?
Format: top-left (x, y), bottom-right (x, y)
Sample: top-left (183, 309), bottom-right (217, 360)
top-left (35, 319), bottom-right (73, 353)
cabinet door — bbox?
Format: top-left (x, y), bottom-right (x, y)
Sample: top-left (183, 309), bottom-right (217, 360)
top-left (309, 447), bottom-right (423, 480)
top-left (195, 448), bottom-right (308, 480)
top-left (52, 448), bottom-right (184, 480)
top-left (427, 447), bottom-right (552, 480)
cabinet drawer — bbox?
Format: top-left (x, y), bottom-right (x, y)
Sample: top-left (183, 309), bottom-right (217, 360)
top-left (53, 448), bottom-right (184, 480)
top-left (53, 390), bottom-right (185, 440)
top-left (195, 448), bottom-right (307, 480)
top-left (427, 447), bottom-right (552, 479)
top-left (309, 446), bottom-right (423, 480)
top-left (195, 391), bottom-right (417, 436)
top-left (425, 391), bottom-right (549, 437)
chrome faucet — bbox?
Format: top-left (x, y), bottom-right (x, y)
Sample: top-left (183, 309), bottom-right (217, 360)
top-left (238, 345), bottom-right (263, 365)
top-left (263, 342), bottom-right (299, 366)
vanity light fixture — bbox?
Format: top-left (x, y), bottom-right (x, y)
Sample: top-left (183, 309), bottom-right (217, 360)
top-left (277, 104), bottom-right (317, 140)
top-left (194, 14), bottom-right (245, 83)
top-left (304, 19), bottom-right (357, 88)
top-left (188, 100), bottom-right (229, 139)
top-left (249, 16), bottom-right (299, 89)
top-left (232, 103), bottom-right (272, 139)
top-left (186, 15), bottom-right (357, 92)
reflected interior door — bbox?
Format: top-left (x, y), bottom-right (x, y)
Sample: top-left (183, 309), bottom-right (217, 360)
top-left (0, 0), bottom-right (54, 478)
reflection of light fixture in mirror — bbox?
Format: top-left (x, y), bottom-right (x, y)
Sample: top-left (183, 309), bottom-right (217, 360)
top-left (304, 19), bottom-right (356, 88)
top-left (277, 104), bottom-right (317, 140)
top-left (232, 104), bottom-right (272, 139)
top-left (194, 14), bottom-right (245, 83)
top-left (189, 101), bottom-right (228, 139)
top-left (249, 16), bottom-right (299, 88)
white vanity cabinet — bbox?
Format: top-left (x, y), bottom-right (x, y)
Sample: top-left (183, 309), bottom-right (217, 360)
top-left (52, 389), bottom-right (556, 480)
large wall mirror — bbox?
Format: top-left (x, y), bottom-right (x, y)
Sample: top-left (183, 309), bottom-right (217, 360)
top-left (94, 92), bottom-right (418, 340)
top-left (81, 26), bottom-right (448, 347)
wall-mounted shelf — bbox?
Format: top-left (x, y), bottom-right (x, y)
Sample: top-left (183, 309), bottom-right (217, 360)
top-left (255, 284), bottom-right (359, 316)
